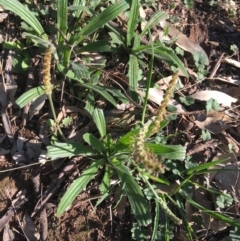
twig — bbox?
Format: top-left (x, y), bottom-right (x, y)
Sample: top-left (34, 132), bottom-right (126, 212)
top-left (208, 53), bottom-right (224, 79)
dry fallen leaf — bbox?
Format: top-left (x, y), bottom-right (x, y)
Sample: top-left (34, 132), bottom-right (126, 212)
top-left (194, 111), bottom-right (233, 134)
top-left (159, 19), bottom-right (209, 65)
top-left (191, 90), bottom-right (237, 107)
top-left (224, 57), bottom-right (240, 69)
top-left (137, 88), bottom-right (186, 113)
top-left (22, 213), bottom-right (40, 241)
top-left (3, 223), bottom-right (14, 241)
top-left (0, 13), bottom-right (7, 22)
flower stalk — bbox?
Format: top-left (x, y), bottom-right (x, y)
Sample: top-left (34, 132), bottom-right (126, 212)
top-left (42, 46), bottom-right (67, 142)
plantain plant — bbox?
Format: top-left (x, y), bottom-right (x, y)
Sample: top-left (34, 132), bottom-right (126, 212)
top-left (3, 1), bottom-right (239, 240)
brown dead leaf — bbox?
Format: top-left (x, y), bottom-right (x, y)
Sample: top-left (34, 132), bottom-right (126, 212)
top-left (193, 187), bottom-right (228, 231)
top-left (214, 161), bottom-right (240, 199)
top-left (29, 95), bottom-right (46, 119)
top-left (157, 75), bottom-right (184, 90)
top-left (137, 88), bottom-right (186, 112)
top-left (194, 111), bottom-right (233, 134)
top-left (0, 13), bottom-right (7, 22)
top-left (3, 223), bottom-right (14, 241)
top-left (26, 138), bottom-right (42, 162)
top-left (224, 57), bottom-right (240, 69)
top-left (22, 213), bottom-right (40, 241)
top-left (159, 20), bottom-right (209, 65)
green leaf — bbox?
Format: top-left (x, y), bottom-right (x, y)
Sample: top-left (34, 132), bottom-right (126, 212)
top-left (109, 31), bottom-right (125, 46)
top-left (230, 226), bottom-right (240, 241)
top-left (71, 0), bottom-right (87, 17)
top-left (95, 192), bottom-right (109, 208)
top-left (3, 41), bottom-right (23, 50)
top-left (92, 109), bottom-right (106, 138)
top-left (184, 194), bottom-right (240, 228)
top-left (72, 0), bottom-right (129, 46)
top-left (230, 44), bottom-right (238, 54)
top-left (115, 128), bottom-right (139, 150)
top-left (127, 0), bottom-right (139, 46)
top-left (60, 116), bottom-right (72, 127)
top-left (99, 166), bottom-right (111, 194)
top-left (68, 5), bottom-right (91, 15)
top-left (206, 98), bottom-right (219, 112)
top-left (83, 133), bottom-right (105, 154)
top-left (0, 0), bottom-right (48, 40)
top-left (71, 62), bottom-right (90, 79)
top-left (115, 121), bottom-right (170, 150)
top-left (179, 96), bottom-right (195, 106)
top-left (151, 201), bottom-right (160, 241)
top-left (57, 64), bottom-right (117, 107)
top-left (57, 159), bottom-right (105, 216)
top-left (134, 45), bottom-right (188, 77)
top-left (216, 193), bottom-right (233, 208)
top-left (201, 130), bottom-right (211, 141)
top-left (144, 143), bottom-right (175, 154)
top-left (118, 171), bottom-right (152, 226)
top-left (57, 0), bottom-right (68, 59)
top-left (22, 32), bottom-right (51, 47)
top-left (131, 223), bottom-right (149, 240)
top-left (15, 86), bottom-right (47, 108)
top-left (186, 158), bottom-right (229, 175)
top-left (145, 143), bottom-right (186, 160)
top-left (76, 82), bottom-right (117, 107)
top-left (104, 86), bottom-right (128, 103)
top-left (128, 54), bottom-right (141, 91)
top-left (57, 0), bottom-right (68, 35)
top-left (47, 141), bottom-right (95, 160)
top-left (141, 11), bottom-right (168, 37)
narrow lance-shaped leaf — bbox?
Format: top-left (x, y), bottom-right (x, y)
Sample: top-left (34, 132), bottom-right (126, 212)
top-left (127, 0), bottom-right (139, 46)
top-left (141, 11), bottom-right (168, 37)
top-left (145, 143), bottom-right (186, 160)
top-left (0, 0), bottom-right (48, 40)
top-left (128, 54), bottom-right (139, 91)
top-left (15, 86), bottom-right (47, 108)
top-left (134, 45), bottom-right (188, 77)
top-left (83, 133), bottom-right (105, 154)
top-left (72, 0), bottom-right (129, 46)
top-left (72, 0), bottom-right (87, 17)
top-left (77, 82), bottom-right (117, 107)
top-left (57, 63), bottom-right (118, 107)
top-left (57, 0), bottom-right (68, 61)
top-left (57, 159), bottom-right (105, 216)
top-left (92, 109), bottom-right (106, 138)
top-left (118, 171), bottom-right (152, 226)
top-left (47, 141), bottom-right (96, 160)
